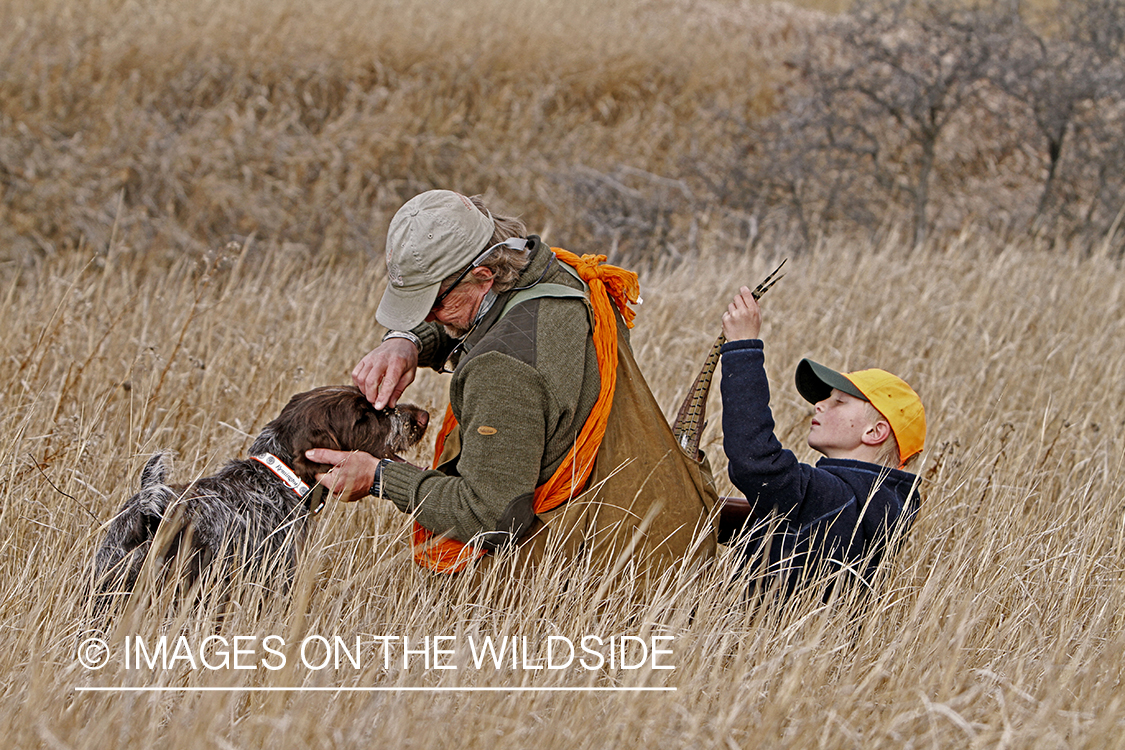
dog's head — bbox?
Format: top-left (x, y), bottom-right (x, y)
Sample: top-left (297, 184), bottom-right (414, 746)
top-left (253, 385), bottom-right (429, 482)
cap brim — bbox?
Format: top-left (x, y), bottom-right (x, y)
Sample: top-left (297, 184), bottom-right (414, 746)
top-left (795, 359), bottom-right (866, 404)
top-left (376, 281), bottom-right (441, 332)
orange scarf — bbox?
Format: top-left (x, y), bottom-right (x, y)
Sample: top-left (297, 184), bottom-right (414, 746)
top-left (411, 249), bottom-right (640, 572)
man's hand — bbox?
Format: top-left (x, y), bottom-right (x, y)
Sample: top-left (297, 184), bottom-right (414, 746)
top-left (306, 449), bottom-right (381, 503)
top-left (722, 286), bottom-right (762, 342)
top-left (352, 338), bottom-right (419, 409)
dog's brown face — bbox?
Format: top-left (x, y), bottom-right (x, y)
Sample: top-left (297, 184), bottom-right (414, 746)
top-left (265, 385), bottom-right (429, 481)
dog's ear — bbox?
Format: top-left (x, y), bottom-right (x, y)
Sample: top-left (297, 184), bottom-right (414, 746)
top-left (265, 390), bottom-right (340, 476)
top-left (140, 453), bottom-right (168, 489)
top-left (287, 426), bottom-right (339, 482)
top-left (339, 391), bottom-right (396, 458)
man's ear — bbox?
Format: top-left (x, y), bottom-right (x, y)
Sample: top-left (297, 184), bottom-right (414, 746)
top-left (861, 420), bottom-right (892, 447)
top-left (466, 266), bottom-right (495, 294)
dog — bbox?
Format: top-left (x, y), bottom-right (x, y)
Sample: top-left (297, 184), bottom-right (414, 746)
top-left (92, 385), bottom-right (428, 607)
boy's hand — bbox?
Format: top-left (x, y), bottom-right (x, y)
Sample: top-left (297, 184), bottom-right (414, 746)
top-left (722, 286), bottom-right (762, 342)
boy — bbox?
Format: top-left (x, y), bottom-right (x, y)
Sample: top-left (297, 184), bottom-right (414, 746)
top-left (718, 285), bottom-right (925, 592)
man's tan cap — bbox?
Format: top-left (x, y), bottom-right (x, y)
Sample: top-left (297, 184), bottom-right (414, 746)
top-left (377, 190), bottom-right (494, 331)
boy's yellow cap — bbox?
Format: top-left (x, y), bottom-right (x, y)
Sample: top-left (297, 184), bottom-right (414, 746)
top-left (795, 359), bottom-right (926, 464)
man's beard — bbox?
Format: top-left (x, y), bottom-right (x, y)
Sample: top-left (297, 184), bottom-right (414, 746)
top-left (441, 323), bottom-right (471, 338)
top-left (440, 290), bottom-right (493, 340)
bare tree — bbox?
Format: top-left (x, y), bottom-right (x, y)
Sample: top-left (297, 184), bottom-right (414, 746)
top-left (1064, 0), bottom-right (1125, 242)
top-left (691, 67), bottom-right (889, 249)
top-left (596, 0), bottom-right (1125, 258)
top-left (990, 7), bottom-right (1111, 224)
top-left (560, 165), bottom-right (698, 267)
top-left (814, 0), bottom-right (997, 246)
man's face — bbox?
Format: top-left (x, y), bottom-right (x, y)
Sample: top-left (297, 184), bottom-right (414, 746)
top-left (807, 389), bottom-right (876, 458)
top-left (425, 268), bottom-right (494, 337)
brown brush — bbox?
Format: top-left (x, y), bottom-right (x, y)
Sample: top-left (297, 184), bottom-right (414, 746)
top-left (671, 260), bottom-right (786, 458)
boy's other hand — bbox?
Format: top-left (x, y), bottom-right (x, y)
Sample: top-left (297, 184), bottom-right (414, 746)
top-left (722, 286), bottom-right (762, 341)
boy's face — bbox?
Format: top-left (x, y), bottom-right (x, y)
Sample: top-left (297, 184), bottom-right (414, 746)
top-left (807, 389), bottom-right (880, 458)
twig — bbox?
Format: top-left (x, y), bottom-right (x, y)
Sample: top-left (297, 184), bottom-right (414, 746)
top-left (29, 456), bottom-right (101, 523)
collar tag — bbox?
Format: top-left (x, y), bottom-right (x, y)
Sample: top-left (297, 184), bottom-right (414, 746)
top-left (304, 484), bottom-right (328, 515)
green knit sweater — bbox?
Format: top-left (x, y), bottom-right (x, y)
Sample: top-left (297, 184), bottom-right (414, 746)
top-left (379, 238), bottom-right (604, 545)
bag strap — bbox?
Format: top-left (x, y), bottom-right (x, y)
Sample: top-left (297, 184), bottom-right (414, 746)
top-left (499, 278), bottom-right (588, 319)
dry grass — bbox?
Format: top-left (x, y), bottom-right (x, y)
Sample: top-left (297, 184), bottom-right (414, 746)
top-left (2, 225), bottom-right (1124, 747)
top-left (0, 0), bottom-right (821, 263)
top-left (3, 0), bottom-right (1125, 746)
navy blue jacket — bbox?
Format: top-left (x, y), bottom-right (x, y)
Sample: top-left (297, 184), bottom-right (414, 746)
top-left (719, 339), bottom-right (920, 589)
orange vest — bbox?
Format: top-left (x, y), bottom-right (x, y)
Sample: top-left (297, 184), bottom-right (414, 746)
top-left (411, 249), bottom-right (640, 573)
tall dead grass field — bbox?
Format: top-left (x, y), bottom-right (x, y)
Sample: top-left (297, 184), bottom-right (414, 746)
top-left (2, 0), bottom-right (1124, 747)
top-left (3, 227), bottom-right (1124, 748)
top-left (0, 0), bottom-right (827, 262)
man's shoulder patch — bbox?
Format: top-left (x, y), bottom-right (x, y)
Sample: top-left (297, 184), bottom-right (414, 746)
top-left (467, 300), bottom-right (540, 366)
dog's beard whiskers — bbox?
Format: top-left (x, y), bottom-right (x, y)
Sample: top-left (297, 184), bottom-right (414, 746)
top-left (383, 409), bottom-right (427, 454)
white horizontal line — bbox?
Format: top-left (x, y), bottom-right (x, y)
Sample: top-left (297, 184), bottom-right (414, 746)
top-left (75, 686), bottom-right (675, 693)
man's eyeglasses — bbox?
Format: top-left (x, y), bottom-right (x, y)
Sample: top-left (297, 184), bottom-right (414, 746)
top-left (432, 237), bottom-right (529, 310)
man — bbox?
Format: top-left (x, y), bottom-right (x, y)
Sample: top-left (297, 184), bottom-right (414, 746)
top-left (308, 190), bottom-right (716, 573)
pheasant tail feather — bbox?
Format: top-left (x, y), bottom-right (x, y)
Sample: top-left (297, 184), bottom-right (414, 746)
top-left (671, 259), bottom-right (786, 457)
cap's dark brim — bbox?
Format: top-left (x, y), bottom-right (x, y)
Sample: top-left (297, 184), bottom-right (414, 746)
top-left (795, 359), bottom-right (866, 404)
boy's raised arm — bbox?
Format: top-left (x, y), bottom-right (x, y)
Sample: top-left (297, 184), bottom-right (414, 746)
top-left (720, 337), bottom-right (806, 510)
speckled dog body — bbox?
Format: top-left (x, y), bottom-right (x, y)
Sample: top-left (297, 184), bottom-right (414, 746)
top-left (93, 385), bottom-right (428, 601)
